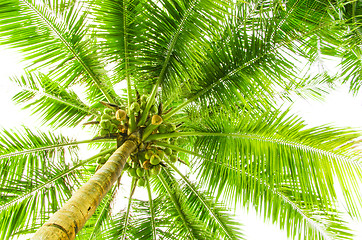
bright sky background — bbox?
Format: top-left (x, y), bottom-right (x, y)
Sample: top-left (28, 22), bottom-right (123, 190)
top-left (1, 45), bottom-right (362, 239)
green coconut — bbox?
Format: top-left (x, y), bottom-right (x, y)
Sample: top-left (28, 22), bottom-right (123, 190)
top-left (104, 108), bottom-right (114, 115)
top-left (150, 155), bottom-right (161, 165)
top-left (128, 168), bottom-right (137, 177)
top-left (140, 95), bottom-right (148, 103)
top-left (99, 129), bottom-right (109, 136)
top-left (169, 155), bottom-right (177, 163)
top-left (151, 115), bottom-right (163, 125)
top-left (166, 123), bottom-right (176, 132)
top-left (101, 113), bottom-right (112, 121)
top-left (115, 109), bottom-right (127, 121)
top-left (137, 178), bottom-right (145, 187)
top-left (158, 124), bottom-right (167, 133)
top-left (150, 165), bottom-right (161, 176)
top-left (136, 168), bottom-right (145, 177)
top-left (100, 120), bottom-right (111, 129)
top-left (130, 102), bottom-right (140, 112)
top-left (150, 105), bottom-right (158, 114)
top-left (164, 148), bottom-right (172, 156)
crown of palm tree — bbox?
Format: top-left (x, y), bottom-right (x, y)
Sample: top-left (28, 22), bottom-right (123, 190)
top-left (0, 0), bottom-right (361, 239)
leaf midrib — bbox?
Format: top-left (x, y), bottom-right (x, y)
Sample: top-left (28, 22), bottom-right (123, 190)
top-left (17, 84), bottom-right (98, 117)
top-left (20, 0), bottom-right (115, 103)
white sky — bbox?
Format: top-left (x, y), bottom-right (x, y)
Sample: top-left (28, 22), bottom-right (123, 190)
top-left (1, 46), bottom-right (362, 239)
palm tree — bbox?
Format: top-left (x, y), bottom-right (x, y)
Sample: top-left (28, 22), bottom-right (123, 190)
top-left (0, 0), bottom-right (361, 239)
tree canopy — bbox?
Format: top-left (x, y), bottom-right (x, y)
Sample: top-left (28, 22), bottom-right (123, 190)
top-left (0, 0), bottom-right (361, 239)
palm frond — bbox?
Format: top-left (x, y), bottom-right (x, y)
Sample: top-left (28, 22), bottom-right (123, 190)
top-left (92, 0), bottom-right (146, 81)
top-left (0, 161), bottom-right (81, 239)
top-left (141, 0), bottom-right (229, 91)
top-left (0, 126), bottom-right (78, 183)
top-left (167, 165), bottom-right (244, 240)
top-left (153, 170), bottom-right (212, 239)
top-left (12, 71), bottom-right (98, 128)
top-left (145, 176), bottom-right (157, 240)
top-left (196, 156), bottom-right (354, 240)
top-left (0, 0), bottom-right (118, 103)
top-left (0, 145), bottom-right (115, 239)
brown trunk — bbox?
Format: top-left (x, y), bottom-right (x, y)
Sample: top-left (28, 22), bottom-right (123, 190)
top-left (32, 135), bottom-right (139, 240)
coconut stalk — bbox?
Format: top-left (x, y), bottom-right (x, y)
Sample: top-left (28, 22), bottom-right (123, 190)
top-left (32, 134), bottom-right (140, 240)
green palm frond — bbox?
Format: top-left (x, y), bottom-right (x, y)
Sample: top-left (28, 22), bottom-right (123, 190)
top-left (92, 0), bottom-right (146, 81)
top-left (154, 170), bottom-right (212, 239)
top-left (0, 0), bottom-right (118, 103)
top-left (180, 107), bottom-right (361, 238)
top-left (167, 165), bottom-right (244, 240)
top-left (128, 197), bottom-right (158, 240)
top-left (186, 108), bottom-right (361, 208)
top-left (1, 1), bottom-right (362, 239)
top-left (0, 145), bottom-right (114, 239)
top-left (163, 1), bottom-right (341, 116)
top-left (0, 126), bottom-right (78, 181)
top-left (196, 156), bottom-right (354, 240)
top-left (12, 71), bottom-right (98, 128)
top-left (339, 1), bottom-right (362, 93)
top-left (145, 176), bottom-right (157, 240)
top-left (143, 0), bottom-right (229, 92)
top-left (0, 162), bottom-right (81, 239)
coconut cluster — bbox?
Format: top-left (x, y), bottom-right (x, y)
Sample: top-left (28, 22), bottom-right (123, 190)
top-left (98, 108), bottom-right (127, 136)
top-left (124, 146), bottom-right (178, 187)
top-left (94, 95), bottom-right (180, 186)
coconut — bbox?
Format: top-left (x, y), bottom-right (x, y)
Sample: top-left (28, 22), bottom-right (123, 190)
top-left (104, 108), bottom-right (114, 115)
top-left (137, 178), bottom-right (145, 187)
top-left (157, 149), bottom-right (165, 159)
top-left (97, 157), bottom-right (106, 164)
top-left (150, 105), bottom-right (158, 114)
top-left (140, 95), bottom-right (148, 103)
top-left (128, 168), bottom-right (137, 177)
top-left (99, 129), bottom-right (109, 136)
top-left (158, 124), bottom-right (167, 133)
top-left (151, 165), bottom-right (161, 176)
top-left (136, 168), bottom-right (145, 177)
top-left (151, 115), bottom-right (163, 125)
top-left (169, 155), bottom-right (177, 163)
top-left (115, 109), bottom-right (127, 121)
top-left (143, 160), bottom-right (152, 170)
top-left (150, 155), bottom-right (161, 165)
top-left (110, 124), bottom-right (118, 133)
top-left (164, 148), bottom-right (172, 156)
top-left (100, 120), bottom-right (111, 129)
top-left (101, 113), bottom-right (112, 121)
top-left (166, 123), bottom-right (176, 132)
top-left (130, 102), bottom-right (140, 113)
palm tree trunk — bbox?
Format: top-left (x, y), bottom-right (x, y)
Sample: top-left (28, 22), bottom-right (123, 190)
top-left (32, 135), bottom-right (140, 240)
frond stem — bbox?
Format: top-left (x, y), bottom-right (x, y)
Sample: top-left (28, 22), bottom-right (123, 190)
top-left (147, 131), bottom-right (361, 167)
top-left (167, 162), bottom-right (235, 239)
top-left (121, 177), bottom-right (138, 240)
top-left (158, 173), bottom-right (195, 239)
top-left (163, 21), bottom-right (337, 120)
top-left (138, 0), bottom-right (199, 126)
top-left (123, 0), bottom-right (136, 132)
top-left (0, 138), bottom-right (109, 160)
top-left (20, 0), bottom-right (116, 104)
top-left (146, 175), bottom-right (157, 240)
